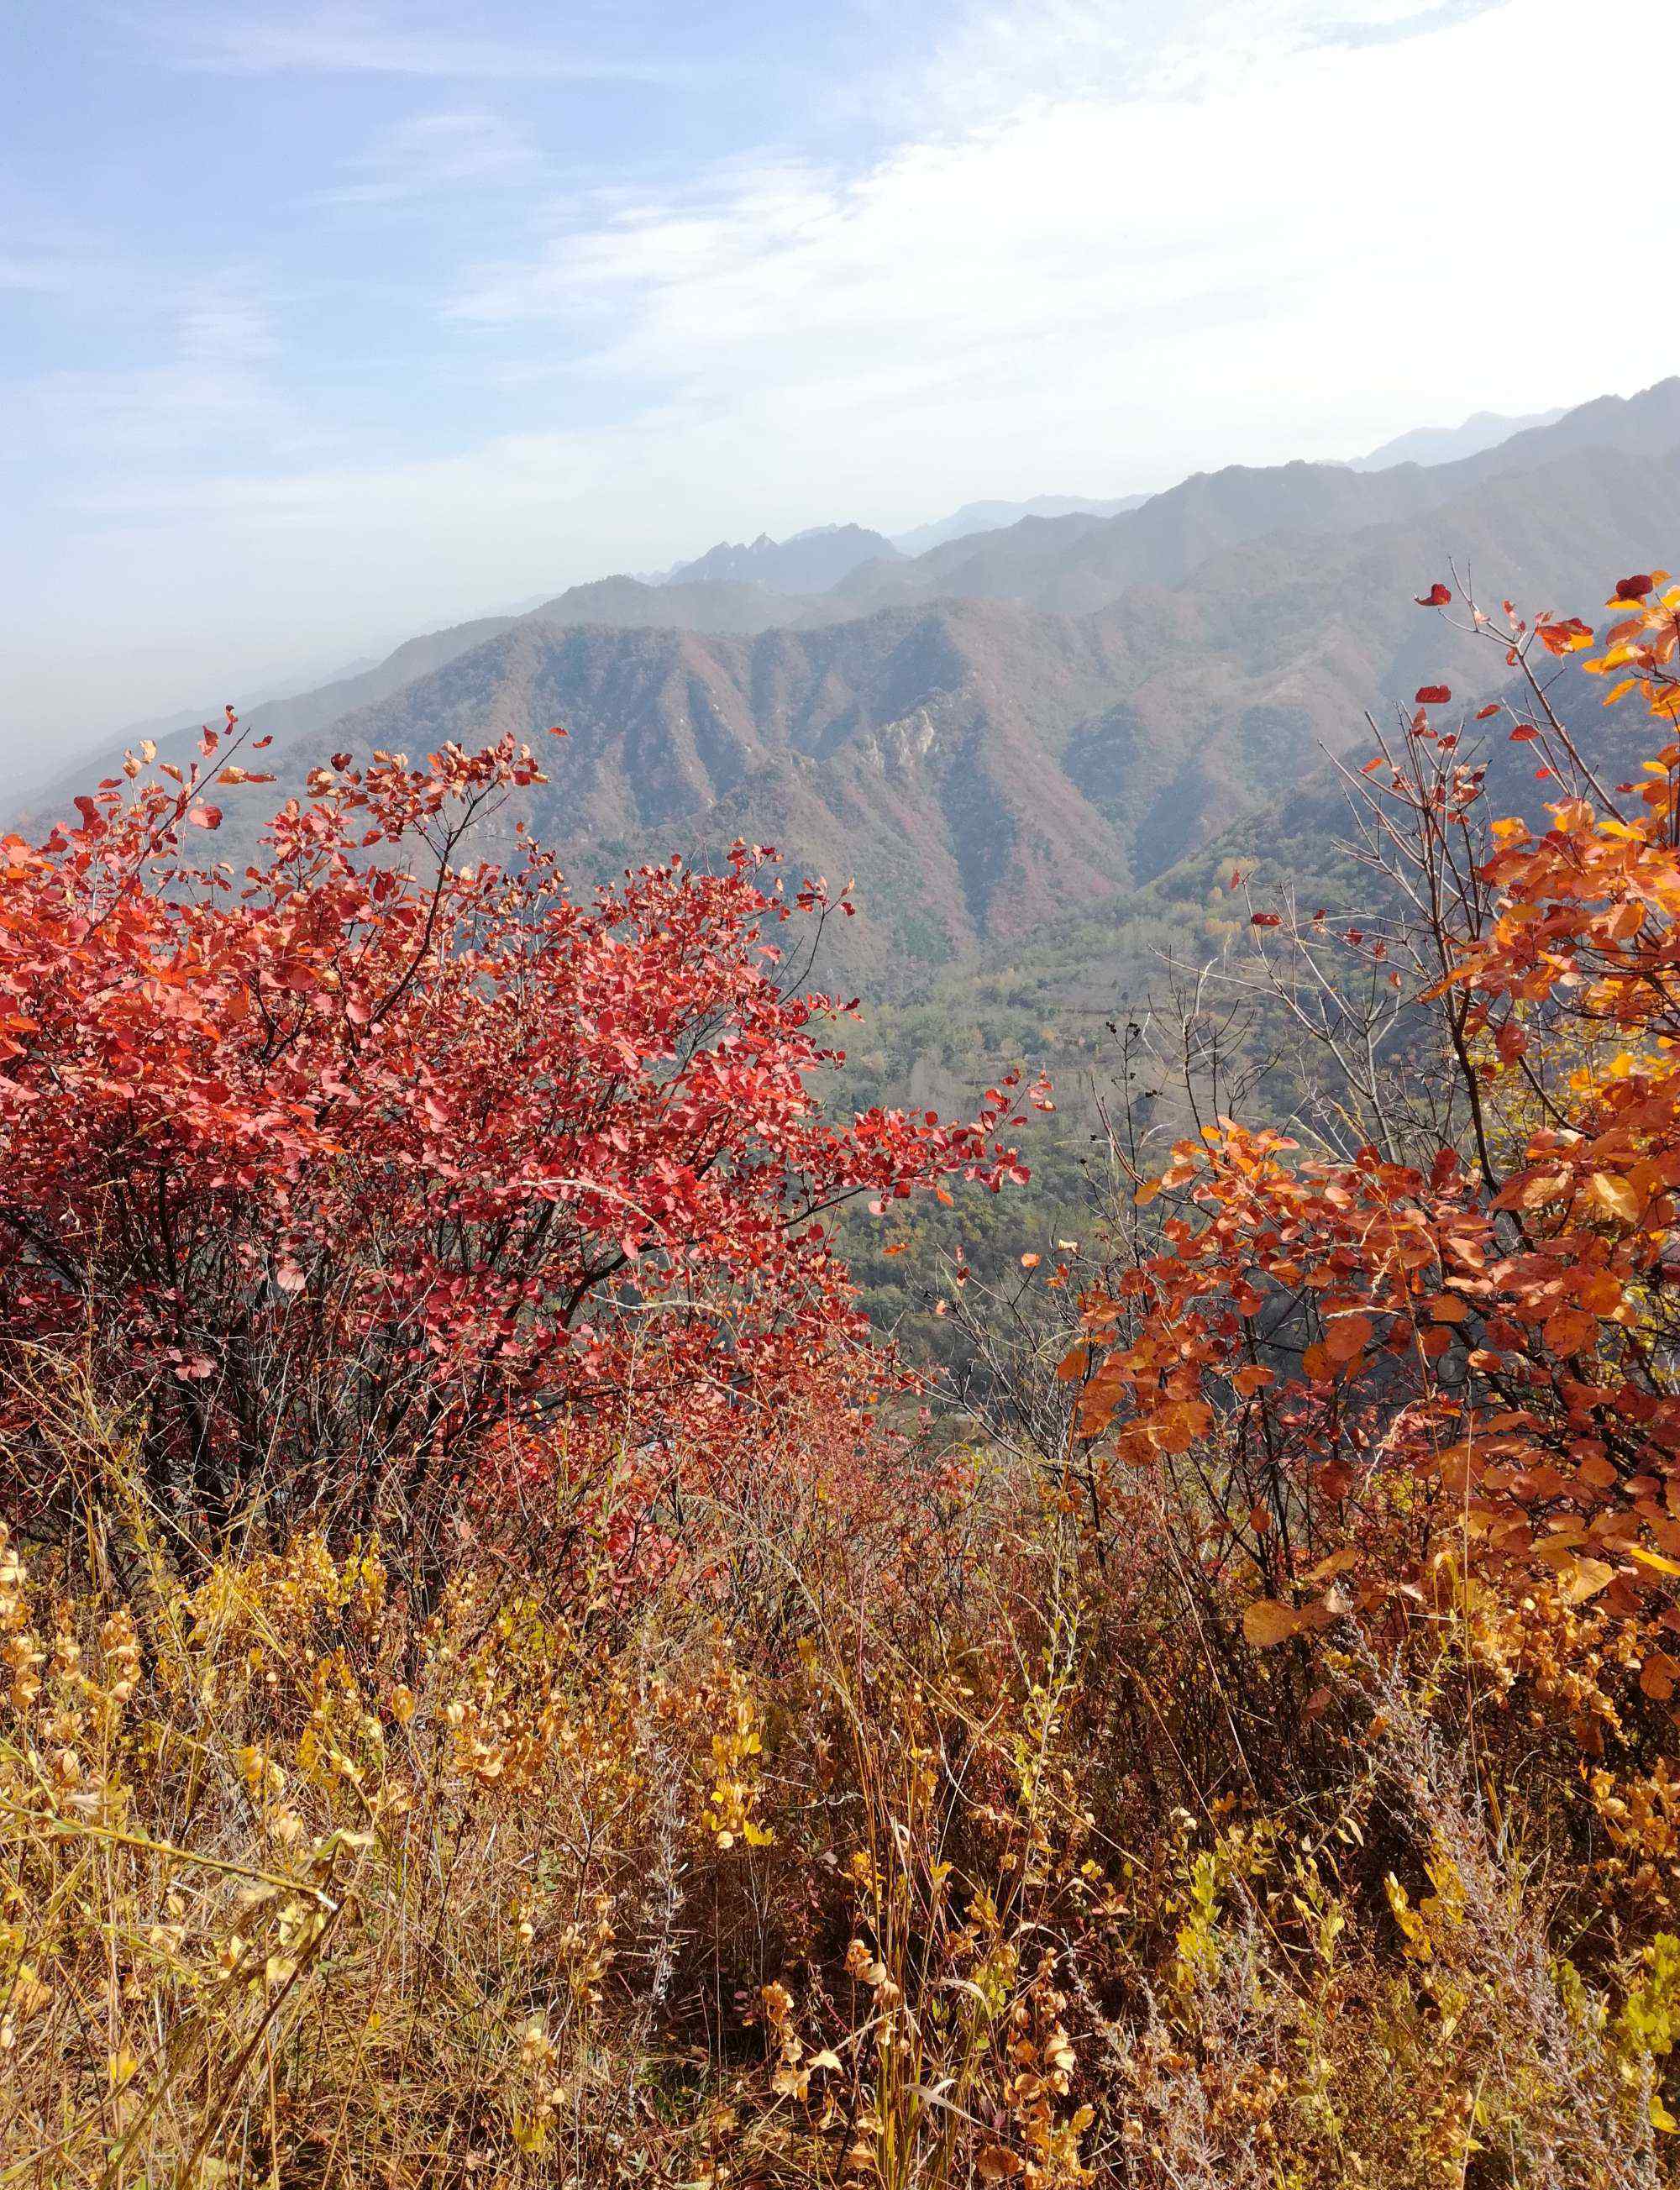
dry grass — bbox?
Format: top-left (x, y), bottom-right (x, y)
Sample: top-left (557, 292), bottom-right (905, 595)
top-left (3, 1400), bottom-right (1677, 2187)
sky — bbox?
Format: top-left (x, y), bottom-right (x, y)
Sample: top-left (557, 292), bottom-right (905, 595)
top-left (2, 0), bottom-right (1676, 759)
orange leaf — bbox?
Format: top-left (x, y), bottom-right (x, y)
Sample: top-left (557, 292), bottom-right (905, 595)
top-left (976, 2149), bottom-right (1024, 2183)
top-left (1323, 1313), bottom-right (1373, 1363)
top-left (1543, 1305), bottom-right (1598, 1358)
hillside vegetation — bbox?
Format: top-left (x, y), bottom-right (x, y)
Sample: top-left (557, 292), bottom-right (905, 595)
top-left (6, 552), bottom-right (1680, 2186)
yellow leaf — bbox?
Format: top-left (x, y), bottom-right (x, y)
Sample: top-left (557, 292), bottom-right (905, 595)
top-left (1630, 1544), bottom-right (1680, 1578)
top-left (1561, 1556), bottom-right (1616, 1605)
top-left (1243, 1599), bottom-right (1303, 1648)
top-left (1586, 1172), bottom-right (1640, 1226)
top-left (1305, 1547), bottom-right (1359, 1584)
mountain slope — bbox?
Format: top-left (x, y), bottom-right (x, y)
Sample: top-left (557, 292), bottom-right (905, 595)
top-left (841, 439), bottom-right (1680, 1111)
top-left (286, 599), bottom-right (1160, 991)
top-left (15, 578), bottom-right (850, 828)
top-left (519, 574), bottom-right (853, 635)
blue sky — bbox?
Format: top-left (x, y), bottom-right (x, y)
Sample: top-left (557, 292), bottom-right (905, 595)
top-left (2, 0), bottom-right (1674, 756)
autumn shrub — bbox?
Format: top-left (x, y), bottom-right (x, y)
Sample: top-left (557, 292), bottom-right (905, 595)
top-left (0, 724), bottom-right (1030, 1599)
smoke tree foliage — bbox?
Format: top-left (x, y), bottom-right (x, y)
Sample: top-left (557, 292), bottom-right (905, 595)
top-left (0, 720), bottom-right (1031, 1577)
top-left (1063, 569), bottom-right (1680, 1739)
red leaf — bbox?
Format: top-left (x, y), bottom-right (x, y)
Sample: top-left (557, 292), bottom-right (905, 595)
top-left (1613, 574), bottom-right (1655, 602)
top-left (1250, 912), bottom-right (1281, 928)
top-left (1415, 582), bottom-right (1452, 607)
top-left (1475, 704), bottom-right (1501, 721)
top-left (1537, 617), bottom-right (1593, 656)
top-left (186, 805), bottom-right (223, 830)
top-left (1415, 685), bottom-right (1452, 706)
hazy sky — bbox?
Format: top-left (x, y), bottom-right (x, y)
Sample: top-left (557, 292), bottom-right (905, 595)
top-left (3, 0), bottom-right (1675, 758)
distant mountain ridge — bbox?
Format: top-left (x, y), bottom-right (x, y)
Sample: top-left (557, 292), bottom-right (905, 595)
top-left (1352, 405), bottom-right (1567, 471)
top-left (890, 494), bottom-right (1149, 557)
top-left (664, 524), bottom-right (902, 594)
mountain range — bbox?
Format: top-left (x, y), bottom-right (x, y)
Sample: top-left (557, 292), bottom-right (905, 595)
top-left (18, 381), bottom-right (1680, 1098)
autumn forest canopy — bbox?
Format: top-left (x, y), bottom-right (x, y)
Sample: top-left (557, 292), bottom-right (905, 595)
top-left (12, 472), bottom-right (1680, 2178)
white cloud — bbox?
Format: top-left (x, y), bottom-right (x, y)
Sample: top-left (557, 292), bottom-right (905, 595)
top-left (318, 108), bottom-right (542, 205)
top-left (921, 0), bottom-right (1504, 112)
top-left (0, 280), bottom-right (302, 468)
top-left (438, 0), bottom-right (1667, 503)
top-left (143, 3), bottom-right (702, 84)
top-left (7, 0), bottom-right (1675, 753)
